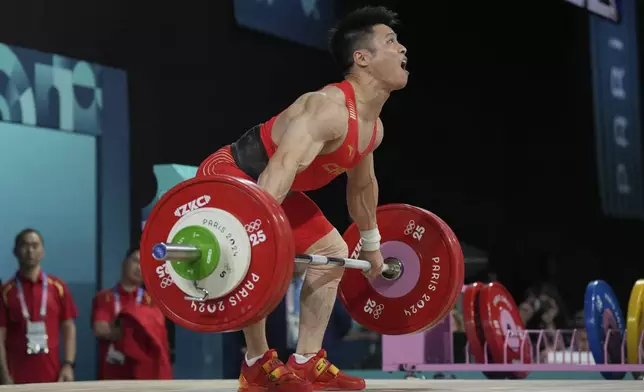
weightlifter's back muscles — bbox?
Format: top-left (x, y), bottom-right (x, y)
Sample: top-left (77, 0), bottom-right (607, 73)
top-left (257, 89), bottom-right (349, 203)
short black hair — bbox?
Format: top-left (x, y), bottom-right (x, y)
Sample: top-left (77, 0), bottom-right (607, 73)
top-left (14, 228), bottom-right (44, 249)
top-left (122, 247), bottom-right (140, 269)
top-left (329, 6), bottom-right (400, 74)
top-left (124, 247), bottom-right (139, 260)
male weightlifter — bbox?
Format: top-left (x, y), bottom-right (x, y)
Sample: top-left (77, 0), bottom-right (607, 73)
top-left (198, 6), bottom-right (408, 391)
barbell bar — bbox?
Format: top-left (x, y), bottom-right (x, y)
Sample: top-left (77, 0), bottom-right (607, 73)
top-left (152, 242), bottom-right (404, 281)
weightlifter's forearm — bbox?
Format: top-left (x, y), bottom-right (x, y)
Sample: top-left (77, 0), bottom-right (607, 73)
top-left (257, 157), bottom-right (298, 204)
top-left (347, 177), bottom-right (379, 232)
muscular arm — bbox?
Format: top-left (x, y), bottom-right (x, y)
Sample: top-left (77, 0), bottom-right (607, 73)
top-left (257, 93), bottom-right (342, 204)
top-left (346, 120), bottom-right (384, 233)
top-left (346, 152), bottom-right (379, 230)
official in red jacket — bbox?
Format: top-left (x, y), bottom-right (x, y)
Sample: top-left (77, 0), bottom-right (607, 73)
top-left (114, 303), bottom-right (173, 380)
top-left (91, 247), bottom-right (170, 380)
top-left (0, 229), bottom-right (78, 384)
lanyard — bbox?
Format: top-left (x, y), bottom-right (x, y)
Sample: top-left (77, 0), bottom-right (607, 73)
top-left (15, 272), bottom-right (48, 320)
top-left (113, 287), bottom-right (143, 315)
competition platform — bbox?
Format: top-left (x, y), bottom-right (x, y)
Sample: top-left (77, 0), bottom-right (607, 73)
top-left (0, 379), bottom-right (642, 391)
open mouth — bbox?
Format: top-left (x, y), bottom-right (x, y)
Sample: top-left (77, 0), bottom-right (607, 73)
top-left (401, 59), bottom-right (408, 71)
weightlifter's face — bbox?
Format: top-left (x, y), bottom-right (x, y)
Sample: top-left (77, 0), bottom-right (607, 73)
top-left (361, 24), bottom-right (408, 90)
top-left (15, 232), bottom-right (44, 268)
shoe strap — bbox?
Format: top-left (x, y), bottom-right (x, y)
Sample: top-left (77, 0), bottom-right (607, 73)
top-left (312, 357), bottom-right (340, 380)
top-left (262, 356), bottom-right (296, 382)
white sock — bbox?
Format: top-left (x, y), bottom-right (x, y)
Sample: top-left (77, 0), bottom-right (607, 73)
top-left (293, 353), bottom-right (314, 364)
top-left (245, 352), bottom-right (264, 367)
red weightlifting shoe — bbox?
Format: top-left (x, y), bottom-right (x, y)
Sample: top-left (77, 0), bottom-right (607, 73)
top-left (286, 349), bottom-right (366, 391)
top-left (238, 349), bottom-right (312, 392)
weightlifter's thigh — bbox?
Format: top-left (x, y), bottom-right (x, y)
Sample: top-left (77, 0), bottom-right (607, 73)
top-left (281, 192), bottom-right (348, 277)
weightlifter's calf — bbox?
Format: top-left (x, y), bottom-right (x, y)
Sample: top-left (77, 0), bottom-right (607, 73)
top-left (244, 229), bottom-right (348, 355)
top-left (290, 229), bottom-right (348, 359)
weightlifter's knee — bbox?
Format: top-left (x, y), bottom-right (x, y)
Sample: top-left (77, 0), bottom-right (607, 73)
top-left (301, 229), bottom-right (348, 284)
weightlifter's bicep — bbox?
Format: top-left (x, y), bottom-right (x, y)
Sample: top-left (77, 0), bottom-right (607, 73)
top-left (258, 94), bottom-right (340, 203)
top-left (272, 118), bottom-right (326, 169)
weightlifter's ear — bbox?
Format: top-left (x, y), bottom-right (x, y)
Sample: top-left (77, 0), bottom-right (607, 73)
top-left (353, 49), bottom-right (373, 68)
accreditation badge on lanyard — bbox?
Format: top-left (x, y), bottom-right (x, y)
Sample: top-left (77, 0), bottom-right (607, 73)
top-left (15, 272), bottom-right (49, 355)
top-left (106, 287), bottom-right (144, 365)
top-left (113, 287), bottom-right (143, 315)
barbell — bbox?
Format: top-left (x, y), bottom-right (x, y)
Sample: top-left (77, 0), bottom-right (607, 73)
top-left (140, 174), bottom-right (465, 335)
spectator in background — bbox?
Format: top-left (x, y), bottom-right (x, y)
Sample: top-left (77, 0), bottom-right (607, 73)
top-left (520, 255), bottom-right (569, 331)
top-left (520, 284), bottom-right (562, 330)
top-left (519, 280), bottom-right (569, 357)
top-left (91, 248), bottom-right (171, 380)
top-left (571, 310), bottom-right (589, 352)
top-left (0, 229), bottom-right (78, 384)
top-left (451, 308), bottom-right (464, 333)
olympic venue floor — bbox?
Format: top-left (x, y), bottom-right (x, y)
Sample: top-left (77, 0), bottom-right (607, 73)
top-left (1, 379), bottom-right (643, 391)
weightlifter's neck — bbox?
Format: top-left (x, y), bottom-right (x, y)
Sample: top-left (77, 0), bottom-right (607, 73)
top-left (345, 75), bottom-right (390, 121)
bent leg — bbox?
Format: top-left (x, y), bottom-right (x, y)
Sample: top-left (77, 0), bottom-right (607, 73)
top-left (240, 189), bottom-right (333, 359)
top-left (279, 191), bottom-right (347, 355)
top-left (296, 229), bottom-right (347, 355)
top-left (284, 193), bottom-right (365, 390)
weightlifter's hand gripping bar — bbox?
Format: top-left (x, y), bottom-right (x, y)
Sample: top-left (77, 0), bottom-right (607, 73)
top-left (152, 242), bottom-right (404, 281)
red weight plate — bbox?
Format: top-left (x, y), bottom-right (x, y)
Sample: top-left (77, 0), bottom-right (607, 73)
top-left (244, 214), bottom-right (295, 328)
top-left (479, 282), bottom-right (532, 379)
top-left (229, 177), bottom-right (294, 328)
top-left (140, 174), bottom-right (294, 333)
top-left (462, 283), bottom-right (509, 379)
top-left (462, 283), bottom-right (486, 364)
top-left (413, 245), bottom-right (465, 335)
top-left (224, 180), bottom-right (295, 330)
top-left (364, 205), bottom-right (465, 336)
top-left (340, 203), bottom-right (464, 335)
top-left (413, 243), bottom-right (465, 336)
top-left (419, 207), bottom-right (465, 326)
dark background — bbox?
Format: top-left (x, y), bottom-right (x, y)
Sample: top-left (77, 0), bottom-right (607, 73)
top-left (1, 0), bottom-right (642, 316)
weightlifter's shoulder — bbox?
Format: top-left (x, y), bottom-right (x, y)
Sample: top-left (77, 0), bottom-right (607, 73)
top-left (286, 89), bottom-right (348, 133)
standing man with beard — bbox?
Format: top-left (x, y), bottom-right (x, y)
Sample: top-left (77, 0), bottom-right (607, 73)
top-left (0, 229), bottom-right (79, 384)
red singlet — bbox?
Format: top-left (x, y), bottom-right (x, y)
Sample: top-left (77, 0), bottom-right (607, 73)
top-left (259, 80), bottom-right (378, 191)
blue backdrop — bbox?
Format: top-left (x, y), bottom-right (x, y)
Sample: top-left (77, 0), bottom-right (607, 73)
top-left (234, 0), bottom-right (336, 50)
top-left (0, 42), bottom-right (130, 381)
top-left (589, 0), bottom-right (644, 219)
